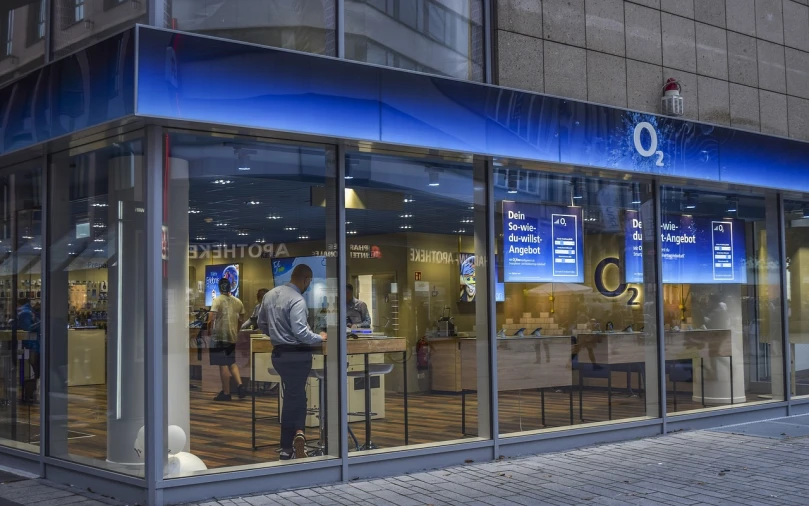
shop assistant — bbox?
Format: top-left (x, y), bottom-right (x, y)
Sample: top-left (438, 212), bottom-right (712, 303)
top-left (346, 283), bottom-right (371, 328)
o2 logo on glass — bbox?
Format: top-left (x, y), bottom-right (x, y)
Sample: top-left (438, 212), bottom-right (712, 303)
top-left (633, 122), bottom-right (664, 167)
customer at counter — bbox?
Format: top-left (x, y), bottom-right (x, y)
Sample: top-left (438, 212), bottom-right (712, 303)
top-left (346, 283), bottom-right (371, 328)
top-left (209, 278), bottom-right (247, 402)
top-left (241, 288), bottom-right (269, 331)
top-left (258, 264), bottom-right (327, 460)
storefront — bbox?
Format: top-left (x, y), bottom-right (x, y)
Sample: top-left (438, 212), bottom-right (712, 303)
top-left (1, 25), bottom-right (809, 505)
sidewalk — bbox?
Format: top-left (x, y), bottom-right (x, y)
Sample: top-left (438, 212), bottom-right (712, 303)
top-left (3, 414), bottom-right (809, 506)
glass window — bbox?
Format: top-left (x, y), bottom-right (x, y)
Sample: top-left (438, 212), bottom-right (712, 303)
top-left (47, 137), bottom-right (146, 476)
top-left (344, 150), bottom-right (490, 453)
top-left (0, 160), bottom-right (42, 453)
top-left (52, 0), bottom-right (148, 60)
top-left (0, 1), bottom-right (46, 86)
top-left (785, 199), bottom-right (809, 398)
top-left (345, 0), bottom-right (484, 81)
top-left (5, 11), bottom-right (14, 57)
top-left (74, 0), bottom-right (85, 22)
top-left (661, 187), bottom-right (783, 414)
top-left (162, 132), bottom-right (340, 476)
top-left (496, 165), bottom-right (659, 434)
top-left (168, 0), bottom-right (337, 57)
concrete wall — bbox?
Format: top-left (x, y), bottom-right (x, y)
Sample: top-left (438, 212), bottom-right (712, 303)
top-left (496, 0), bottom-right (809, 140)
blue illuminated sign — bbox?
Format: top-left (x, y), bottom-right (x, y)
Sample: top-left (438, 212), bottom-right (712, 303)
top-left (128, 26), bottom-right (809, 193)
top-left (625, 211), bottom-right (747, 284)
top-left (503, 202), bottom-right (584, 283)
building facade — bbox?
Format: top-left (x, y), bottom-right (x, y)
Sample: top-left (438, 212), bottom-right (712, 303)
top-left (1, 1), bottom-right (809, 505)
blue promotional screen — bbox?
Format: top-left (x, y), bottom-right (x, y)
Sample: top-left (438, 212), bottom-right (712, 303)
top-left (271, 256), bottom-right (328, 311)
top-left (205, 264), bottom-right (240, 306)
top-left (624, 211), bottom-right (747, 284)
top-left (502, 202), bottom-right (584, 283)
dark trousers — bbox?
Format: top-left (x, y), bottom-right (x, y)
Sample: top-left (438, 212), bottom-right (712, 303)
top-left (271, 346), bottom-right (313, 449)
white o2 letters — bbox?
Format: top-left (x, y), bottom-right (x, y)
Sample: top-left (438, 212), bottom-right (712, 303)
top-left (633, 122), bottom-right (665, 167)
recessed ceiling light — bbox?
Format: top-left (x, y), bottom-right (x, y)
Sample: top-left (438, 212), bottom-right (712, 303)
top-left (400, 214), bottom-right (413, 218)
top-left (238, 167), bottom-right (250, 171)
top-left (403, 198), bottom-right (415, 203)
top-left (93, 223), bottom-right (106, 228)
top-left (238, 231), bottom-right (249, 236)
top-left (215, 222), bottom-right (228, 227)
top-left (94, 249), bottom-right (104, 252)
top-left (256, 238), bottom-right (266, 243)
top-left (247, 201), bottom-right (261, 205)
top-left (188, 209), bottom-right (201, 214)
top-left (461, 218), bottom-right (473, 224)
top-left (298, 235), bottom-right (309, 240)
top-left (212, 179), bottom-right (232, 185)
top-left (195, 236), bottom-right (206, 241)
top-left (267, 215), bottom-right (282, 220)
top-left (92, 203), bottom-right (108, 208)
top-left (347, 230), bottom-right (357, 235)
top-left (284, 226), bottom-right (298, 231)
top-left (400, 225), bottom-right (412, 229)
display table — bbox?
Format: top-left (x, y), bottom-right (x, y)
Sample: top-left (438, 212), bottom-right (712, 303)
top-left (576, 329), bottom-right (739, 406)
top-left (459, 336), bottom-right (574, 432)
top-left (250, 335), bottom-right (408, 451)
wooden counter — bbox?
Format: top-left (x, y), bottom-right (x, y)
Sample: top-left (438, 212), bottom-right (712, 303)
top-left (67, 328), bottom-right (106, 386)
top-left (460, 336), bottom-right (573, 391)
top-left (428, 338), bottom-right (462, 392)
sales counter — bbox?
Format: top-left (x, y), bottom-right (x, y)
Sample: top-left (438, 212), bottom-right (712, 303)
top-left (67, 328), bottom-right (106, 386)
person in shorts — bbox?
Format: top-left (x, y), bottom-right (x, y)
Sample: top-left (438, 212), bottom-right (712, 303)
top-left (208, 277), bottom-right (246, 401)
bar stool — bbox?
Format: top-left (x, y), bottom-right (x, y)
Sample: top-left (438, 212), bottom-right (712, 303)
top-left (348, 363), bottom-right (394, 450)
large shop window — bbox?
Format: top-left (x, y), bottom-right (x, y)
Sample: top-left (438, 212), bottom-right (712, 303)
top-left (785, 199), bottom-right (809, 398)
top-left (0, 160), bottom-right (42, 453)
top-left (345, 0), bottom-right (484, 81)
top-left (162, 132), bottom-right (339, 476)
top-left (495, 165), bottom-right (659, 434)
top-left (661, 187), bottom-right (783, 413)
top-left (343, 150), bottom-right (490, 451)
top-left (168, 0), bottom-right (337, 57)
top-left (47, 138), bottom-right (146, 475)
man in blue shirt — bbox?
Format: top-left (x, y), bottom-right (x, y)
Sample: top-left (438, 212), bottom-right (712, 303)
top-left (346, 283), bottom-right (371, 328)
top-left (258, 264), bottom-right (327, 460)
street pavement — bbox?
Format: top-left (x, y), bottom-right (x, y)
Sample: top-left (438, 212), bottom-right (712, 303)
top-left (3, 414), bottom-right (809, 505)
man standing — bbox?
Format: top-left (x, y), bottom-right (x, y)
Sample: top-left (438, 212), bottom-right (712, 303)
top-left (346, 283), bottom-right (371, 328)
top-left (242, 288), bottom-right (269, 330)
top-left (258, 264), bottom-right (327, 460)
top-left (209, 277), bottom-right (246, 401)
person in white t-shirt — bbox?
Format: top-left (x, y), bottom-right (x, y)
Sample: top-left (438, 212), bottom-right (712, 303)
top-left (208, 277), bottom-right (246, 402)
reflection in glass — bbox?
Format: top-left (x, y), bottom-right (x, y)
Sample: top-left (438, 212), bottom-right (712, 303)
top-left (47, 138), bottom-right (146, 475)
top-left (163, 132), bottom-right (339, 476)
top-left (345, 0), bottom-right (484, 80)
top-left (0, 0), bottom-right (46, 85)
top-left (661, 187), bottom-right (783, 413)
top-left (51, 0), bottom-right (147, 60)
top-left (344, 151), bottom-right (490, 452)
top-left (496, 166), bottom-right (659, 434)
top-left (168, 0), bottom-right (337, 56)
top-left (0, 163), bottom-right (42, 452)
top-left (785, 199), bottom-right (809, 398)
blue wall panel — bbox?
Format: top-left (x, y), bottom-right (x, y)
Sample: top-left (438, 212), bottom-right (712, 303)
top-left (135, 26), bottom-right (809, 193)
top-left (0, 30), bottom-right (135, 156)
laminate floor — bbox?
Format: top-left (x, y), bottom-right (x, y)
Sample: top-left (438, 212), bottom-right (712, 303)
top-left (0, 381), bottom-right (706, 471)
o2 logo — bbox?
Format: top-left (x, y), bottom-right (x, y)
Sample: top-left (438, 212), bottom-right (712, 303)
top-left (633, 122), bottom-right (664, 167)
top-left (594, 257), bottom-right (639, 306)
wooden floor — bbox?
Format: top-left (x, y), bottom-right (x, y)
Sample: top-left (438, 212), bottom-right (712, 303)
top-left (0, 381), bottom-right (709, 470)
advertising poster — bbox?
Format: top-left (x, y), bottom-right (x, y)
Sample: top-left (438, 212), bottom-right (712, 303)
top-left (205, 264), bottom-right (240, 306)
top-left (624, 211), bottom-right (747, 284)
top-left (271, 256), bottom-right (328, 312)
top-left (502, 201), bottom-right (584, 283)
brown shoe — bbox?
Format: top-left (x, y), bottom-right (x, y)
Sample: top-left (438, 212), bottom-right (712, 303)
top-left (293, 432), bottom-right (306, 459)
